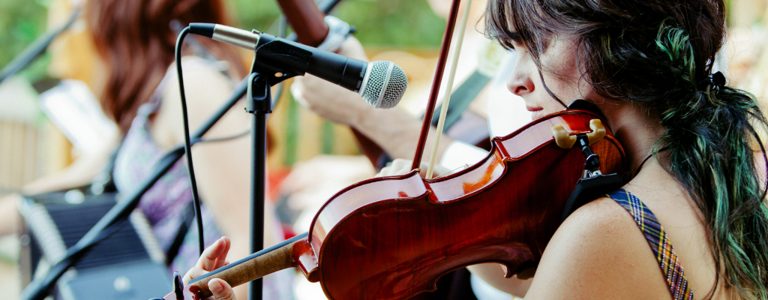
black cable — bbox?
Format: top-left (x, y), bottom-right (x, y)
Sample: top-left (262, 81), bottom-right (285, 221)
top-left (172, 31), bottom-right (253, 258)
top-left (195, 129), bottom-right (251, 144)
top-left (174, 27), bottom-right (206, 256)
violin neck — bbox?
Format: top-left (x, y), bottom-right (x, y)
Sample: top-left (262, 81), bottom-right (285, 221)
top-left (187, 233), bottom-right (308, 298)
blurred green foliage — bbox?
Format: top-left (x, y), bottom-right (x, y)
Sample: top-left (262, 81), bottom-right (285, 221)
top-left (231, 0), bottom-right (445, 48)
top-left (0, 0), bottom-right (51, 83)
top-left (0, 0), bottom-right (444, 84)
top-left (332, 0), bottom-right (445, 47)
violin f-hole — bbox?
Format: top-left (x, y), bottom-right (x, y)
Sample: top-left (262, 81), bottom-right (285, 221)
top-left (552, 119), bottom-right (606, 149)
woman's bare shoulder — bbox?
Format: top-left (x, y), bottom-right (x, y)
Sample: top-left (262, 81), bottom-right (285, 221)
top-left (523, 196), bottom-right (672, 299)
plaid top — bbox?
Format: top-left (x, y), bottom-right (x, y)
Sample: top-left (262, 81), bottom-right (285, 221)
top-left (608, 189), bottom-right (695, 300)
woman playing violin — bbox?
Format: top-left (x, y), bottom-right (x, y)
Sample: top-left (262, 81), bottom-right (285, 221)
top-left (187, 0), bottom-right (768, 298)
top-left (477, 0), bottom-right (768, 298)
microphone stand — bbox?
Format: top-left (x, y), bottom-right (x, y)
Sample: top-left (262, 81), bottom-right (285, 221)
top-left (245, 71), bottom-right (270, 300)
top-left (243, 44), bottom-right (295, 298)
top-left (21, 78), bottom-right (249, 300)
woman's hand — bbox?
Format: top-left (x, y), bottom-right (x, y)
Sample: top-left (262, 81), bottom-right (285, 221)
top-left (377, 158), bottom-right (451, 178)
top-left (182, 237), bottom-right (236, 300)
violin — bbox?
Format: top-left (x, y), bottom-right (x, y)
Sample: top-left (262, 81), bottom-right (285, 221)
top-left (162, 106), bottom-right (627, 299)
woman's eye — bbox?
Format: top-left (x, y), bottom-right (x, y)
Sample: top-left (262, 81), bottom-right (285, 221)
top-left (500, 41), bottom-right (516, 51)
top-left (499, 39), bottom-right (522, 51)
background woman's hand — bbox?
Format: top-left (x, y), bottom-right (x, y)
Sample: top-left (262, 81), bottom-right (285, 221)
top-left (291, 36), bottom-right (373, 125)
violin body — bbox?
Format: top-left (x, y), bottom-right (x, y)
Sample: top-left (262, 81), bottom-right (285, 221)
top-left (295, 109), bottom-right (626, 299)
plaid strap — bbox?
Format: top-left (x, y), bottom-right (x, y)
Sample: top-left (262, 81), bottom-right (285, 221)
top-left (608, 189), bottom-right (695, 300)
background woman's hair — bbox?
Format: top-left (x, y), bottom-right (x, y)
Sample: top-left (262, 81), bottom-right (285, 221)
top-left (486, 0), bottom-right (768, 297)
top-left (85, 0), bottom-right (246, 132)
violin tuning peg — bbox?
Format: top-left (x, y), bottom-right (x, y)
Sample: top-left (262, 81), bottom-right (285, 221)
top-left (586, 119), bottom-right (606, 145)
top-left (552, 124), bottom-right (577, 149)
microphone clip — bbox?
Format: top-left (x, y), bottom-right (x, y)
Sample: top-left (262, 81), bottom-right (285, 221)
top-left (250, 33), bottom-right (311, 86)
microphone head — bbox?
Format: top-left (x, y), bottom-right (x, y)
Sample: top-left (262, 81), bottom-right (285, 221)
top-left (359, 61), bottom-right (408, 109)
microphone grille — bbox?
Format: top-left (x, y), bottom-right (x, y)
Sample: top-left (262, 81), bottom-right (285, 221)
top-left (360, 61), bottom-right (408, 109)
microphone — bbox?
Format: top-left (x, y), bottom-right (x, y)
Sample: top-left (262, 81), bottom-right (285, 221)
top-left (188, 23), bottom-right (407, 109)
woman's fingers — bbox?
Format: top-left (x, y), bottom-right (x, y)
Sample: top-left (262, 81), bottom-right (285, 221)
top-left (377, 159), bottom-right (413, 177)
top-left (208, 278), bottom-right (236, 300)
top-left (199, 237), bottom-right (231, 271)
top-left (184, 237), bottom-right (232, 284)
top-left (377, 159), bottom-right (453, 178)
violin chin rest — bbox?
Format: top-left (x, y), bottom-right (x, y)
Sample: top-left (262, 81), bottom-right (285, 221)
top-left (587, 119), bottom-right (606, 145)
top-left (552, 124), bottom-right (576, 149)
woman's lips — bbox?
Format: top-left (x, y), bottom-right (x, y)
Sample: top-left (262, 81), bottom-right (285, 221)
top-left (527, 106), bottom-right (544, 120)
top-left (526, 106), bottom-right (543, 112)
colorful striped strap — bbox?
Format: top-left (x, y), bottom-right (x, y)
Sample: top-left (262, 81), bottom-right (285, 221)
top-left (608, 189), bottom-right (695, 300)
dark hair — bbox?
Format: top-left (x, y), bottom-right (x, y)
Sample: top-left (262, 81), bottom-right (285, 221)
top-left (486, 0), bottom-right (768, 298)
top-left (85, 0), bottom-right (245, 132)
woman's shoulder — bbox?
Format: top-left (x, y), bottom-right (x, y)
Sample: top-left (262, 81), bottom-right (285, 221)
top-left (547, 195), bottom-right (650, 260)
top-left (523, 195), bottom-right (672, 299)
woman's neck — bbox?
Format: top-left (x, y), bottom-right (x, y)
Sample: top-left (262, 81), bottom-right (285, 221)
top-left (599, 101), bottom-right (665, 175)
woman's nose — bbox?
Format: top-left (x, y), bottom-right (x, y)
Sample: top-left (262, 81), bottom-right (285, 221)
top-left (507, 73), bottom-right (534, 97)
top-left (505, 52), bottom-right (534, 97)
